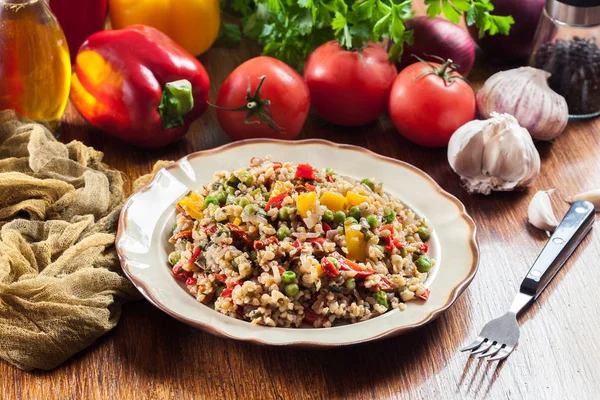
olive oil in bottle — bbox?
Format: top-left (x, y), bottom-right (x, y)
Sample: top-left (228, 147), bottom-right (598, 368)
top-left (0, 0), bottom-right (71, 128)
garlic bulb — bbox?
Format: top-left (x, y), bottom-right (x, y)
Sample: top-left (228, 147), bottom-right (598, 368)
top-left (528, 190), bottom-right (558, 233)
top-left (569, 189), bottom-right (600, 211)
top-left (447, 113), bottom-right (541, 195)
top-left (476, 67), bottom-right (569, 141)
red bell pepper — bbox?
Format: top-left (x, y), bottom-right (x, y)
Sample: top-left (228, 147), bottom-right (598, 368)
top-left (321, 257), bottom-right (339, 278)
top-left (70, 25), bottom-right (210, 148)
top-left (265, 191), bottom-right (290, 211)
top-left (295, 164), bottom-right (316, 180)
top-left (49, 0), bottom-right (108, 60)
top-left (332, 252), bottom-right (374, 278)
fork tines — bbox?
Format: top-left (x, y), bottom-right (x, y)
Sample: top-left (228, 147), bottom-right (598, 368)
top-left (460, 337), bottom-right (513, 361)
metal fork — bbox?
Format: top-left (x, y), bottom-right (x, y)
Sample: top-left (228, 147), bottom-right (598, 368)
top-left (461, 200), bottom-right (595, 362)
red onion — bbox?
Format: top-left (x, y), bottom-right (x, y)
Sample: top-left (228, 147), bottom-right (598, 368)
top-left (468, 0), bottom-right (545, 62)
top-left (396, 17), bottom-right (475, 77)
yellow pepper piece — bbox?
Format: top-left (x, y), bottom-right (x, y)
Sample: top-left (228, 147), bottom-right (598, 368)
top-left (319, 191), bottom-right (347, 212)
top-left (177, 191), bottom-right (204, 220)
top-left (297, 192), bottom-right (317, 218)
top-left (346, 191), bottom-right (367, 207)
top-left (345, 223), bottom-right (367, 261)
top-left (270, 181), bottom-right (287, 197)
top-left (233, 217), bottom-right (242, 226)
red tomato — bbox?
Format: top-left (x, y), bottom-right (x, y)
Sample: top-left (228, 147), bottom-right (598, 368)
top-left (215, 56), bottom-right (310, 140)
top-left (388, 61), bottom-right (476, 147)
top-left (303, 41), bottom-right (398, 127)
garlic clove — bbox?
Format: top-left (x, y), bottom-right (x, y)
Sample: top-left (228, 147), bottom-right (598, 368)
top-left (448, 113), bottom-right (541, 195)
top-left (568, 189), bottom-right (600, 211)
top-left (476, 67), bottom-right (569, 141)
top-left (528, 190), bottom-right (559, 233)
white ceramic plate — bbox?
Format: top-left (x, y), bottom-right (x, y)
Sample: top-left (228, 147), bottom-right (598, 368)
top-left (116, 139), bottom-right (478, 346)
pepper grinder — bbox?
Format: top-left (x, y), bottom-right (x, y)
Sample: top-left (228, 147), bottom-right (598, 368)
top-left (530, 0), bottom-right (600, 118)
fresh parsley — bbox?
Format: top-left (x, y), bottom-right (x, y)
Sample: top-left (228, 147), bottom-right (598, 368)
top-left (222, 0), bottom-right (513, 68)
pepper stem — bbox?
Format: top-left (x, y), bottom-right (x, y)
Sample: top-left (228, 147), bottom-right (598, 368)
top-left (158, 79), bottom-right (194, 130)
top-left (208, 75), bottom-right (284, 133)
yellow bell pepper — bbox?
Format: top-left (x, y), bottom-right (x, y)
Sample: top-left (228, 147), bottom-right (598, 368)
top-left (177, 191), bottom-right (204, 220)
top-left (346, 191), bottom-right (367, 207)
top-left (108, 0), bottom-right (220, 56)
top-left (296, 192), bottom-right (317, 218)
top-left (233, 217), bottom-right (242, 226)
top-left (345, 223), bottom-right (367, 261)
top-left (319, 191), bottom-right (347, 212)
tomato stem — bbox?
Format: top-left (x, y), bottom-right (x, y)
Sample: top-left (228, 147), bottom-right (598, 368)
top-left (208, 75), bottom-right (283, 133)
top-left (412, 55), bottom-right (472, 87)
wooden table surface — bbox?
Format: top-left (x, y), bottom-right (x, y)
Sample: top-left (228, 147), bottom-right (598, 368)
top-left (5, 8), bottom-right (600, 400)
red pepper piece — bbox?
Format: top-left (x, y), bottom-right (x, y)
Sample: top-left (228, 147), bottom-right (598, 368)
top-left (203, 224), bottom-right (218, 236)
top-left (215, 274), bottom-right (227, 283)
top-left (393, 238), bottom-right (406, 249)
top-left (420, 243), bottom-right (429, 253)
top-left (221, 287), bottom-right (233, 298)
top-left (322, 222), bottom-right (331, 232)
top-left (185, 277), bottom-right (197, 285)
top-left (383, 237), bottom-right (395, 253)
top-left (380, 224), bottom-right (395, 234)
top-left (376, 276), bottom-right (395, 292)
top-left (325, 174), bottom-right (334, 183)
top-left (188, 247), bottom-right (202, 265)
top-left (265, 191), bottom-right (290, 211)
top-left (305, 183), bottom-right (316, 192)
top-left (302, 307), bottom-right (323, 327)
top-left (308, 238), bottom-right (326, 245)
top-left (396, 215), bottom-right (404, 224)
top-left (320, 257), bottom-right (339, 278)
top-left (273, 162), bottom-right (282, 171)
top-left (172, 265), bottom-right (193, 281)
top-left (418, 288), bottom-right (430, 301)
top-left (174, 230), bottom-right (193, 241)
top-left (295, 163), bottom-right (316, 180)
top-left (292, 239), bottom-right (302, 249)
top-left (227, 279), bottom-right (243, 288)
top-left (253, 236), bottom-right (279, 250)
top-left (332, 252), bottom-right (374, 278)
top-left (70, 25), bottom-right (210, 148)
top-left (278, 265), bottom-right (286, 275)
top-left (226, 223), bottom-right (253, 247)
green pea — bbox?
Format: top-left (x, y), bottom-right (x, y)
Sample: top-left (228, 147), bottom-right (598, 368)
top-left (215, 191), bottom-right (227, 205)
top-left (278, 207), bottom-right (290, 221)
top-left (284, 283), bottom-right (299, 297)
top-left (168, 251), bottom-right (181, 265)
top-left (243, 204), bottom-right (259, 215)
top-left (366, 214), bottom-right (379, 229)
top-left (237, 197), bottom-right (250, 207)
top-left (416, 255), bottom-right (433, 273)
top-left (204, 195), bottom-right (219, 207)
top-left (226, 186), bottom-right (236, 195)
top-left (361, 178), bottom-right (375, 190)
top-left (322, 209), bottom-right (334, 223)
top-left (345, 278), bottom-right (356, 290)
top-left (238, 171), bottom-right (254, 186)
top-left (400, 247), bottom-right (408, 258)
top-left (250, 188), bottom-right (261, 196)
top-left (282, 270), bottom-right (296, 284)
top-left (417, 226), bottom-right (430, 241)
top-left (348, 206), bottom-right (361, 221)
top-left (345, 216), bottom-right (358, 225)
top-left (333, 211), bottom-right (346, 224)
top-left (325, 168), bottom-right (335, 176)
top-left (263, 192), bottom-right (271, 201)
top-left (276, 225), bottom-right (291, 241)
top-left (385, 210), bottom-right (396, 224)
top-left (373, 291), bottom-right (389, 309)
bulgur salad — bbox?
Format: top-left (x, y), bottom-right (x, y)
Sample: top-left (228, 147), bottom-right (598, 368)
top-left (168, 157), bottom-right (434, 328)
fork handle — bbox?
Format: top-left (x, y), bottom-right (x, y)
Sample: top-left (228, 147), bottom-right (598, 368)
top-left (520, 201), bottom-right (595, 300)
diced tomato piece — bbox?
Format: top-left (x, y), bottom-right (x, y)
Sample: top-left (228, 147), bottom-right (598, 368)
top-left (308, 237), bottom-right (326, 245)
top-left (221, 287), bottom-right (233, 298)
top-left (321, 257), bottom-right (339, 278)
top-left (186, 277), bottom-right (197, 285)
top-left (188, 247), bottom-right (202, 265)
top-left (215, 274), bottom-right (227, 283)
top-left (377, 276), bottom-right (395, 291)
top-left (418, 288), bottom-right (430, 301)
top-left (322, 222), bottom-right (331, 232)
top-left (420, 243), bottom-right (429, 253)
top-left (393, 238), bottom-right (406, 249)
top-left (265, 191), bottom-right (290, 211)
top-left (292, 239), bottom-right (302, 249)
top-left (227, 279), bottom-right (243, 288)
top-left (380, 224), bottom-right (395, 234)
top-left (272, 162), bottom-right (282, 171)
top-left (174, 230), bottom-right (193, 241)
top-left (226, 223), bottom-right (253, 246)
top-left (172, 265), bottom-right (193, 281)
top-left (332, 252), bottom-right (374, 278)
top-left (305, 183), bottom-right (316, 192)
top-left (325, 174), bottom-right (334, 183)
top-left (295, 163), bottom-right (316, 180)
top-left (203, 224), bottom-right (218, 235)
top-left (396, 215), bottom-right (404, 224)
top-left (253, 236), bottom-right (279, 250)
top-left (302, 307), bottom-right (323, 326)
top-left (383, 237), bottom-right (395, 253)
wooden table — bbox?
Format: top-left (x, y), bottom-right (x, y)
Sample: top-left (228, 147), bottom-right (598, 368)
top-left (5, 12), bottom-right (600, 400)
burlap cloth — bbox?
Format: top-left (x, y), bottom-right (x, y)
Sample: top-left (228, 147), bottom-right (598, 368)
top-left (0, 110), bottom-right (168, 371)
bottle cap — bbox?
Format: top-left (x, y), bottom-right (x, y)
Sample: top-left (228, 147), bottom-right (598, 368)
top-left (548, 0), bottom-right (600, 25)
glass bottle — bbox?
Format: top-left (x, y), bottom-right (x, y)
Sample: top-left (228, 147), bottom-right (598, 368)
top-left (0, 0), bottom-right (71, 128)
top-left (530, 0), bottom-right (600, 119)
